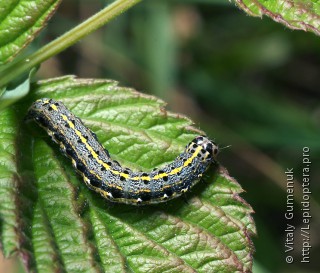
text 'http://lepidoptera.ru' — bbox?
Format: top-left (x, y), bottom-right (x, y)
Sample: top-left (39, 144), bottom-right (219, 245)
top-left (26, 98), bottom-right (219, 205)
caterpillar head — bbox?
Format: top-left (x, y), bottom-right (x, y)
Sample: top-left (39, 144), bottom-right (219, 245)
top-left (192, 135), bottom-right (219, 162)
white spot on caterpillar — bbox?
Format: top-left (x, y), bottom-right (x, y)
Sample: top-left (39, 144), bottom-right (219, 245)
top-left (71, 159), bottom-right (77, 168)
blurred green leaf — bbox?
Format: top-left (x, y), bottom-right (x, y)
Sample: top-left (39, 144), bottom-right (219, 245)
top-left (0, 0), bottom-right (62, 65)
top-left (0, 76), bottom-right (255, 272)
top-left (235, 0), bottom-right (320, 35)
top-left (0, 67), bottom-right (38, 110)
top-left (186, 71), bottom-right (320, 149)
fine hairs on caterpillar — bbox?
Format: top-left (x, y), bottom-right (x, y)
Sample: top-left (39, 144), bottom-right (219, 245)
top-left (27, 98), bottom-right (219, 205)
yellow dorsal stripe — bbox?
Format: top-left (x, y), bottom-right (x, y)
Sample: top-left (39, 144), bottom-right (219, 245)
top-left (60, 113), bottom-right (201, 182)
top-left (141, 176), bottom-right (151, 181)
top-left (132, 176), bottom-right (151, 181)
top-left (59, 114), bottom-right (131, 179)
top-left (152, 145), bottom-right (202, 180)
top-left (182, 145), bottom-right (202, 168)
top-left (50, 104), bottom-right (58, 111)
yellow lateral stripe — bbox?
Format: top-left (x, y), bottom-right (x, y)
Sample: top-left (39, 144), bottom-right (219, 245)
top-left (89, 170), bottom-right (102, 180)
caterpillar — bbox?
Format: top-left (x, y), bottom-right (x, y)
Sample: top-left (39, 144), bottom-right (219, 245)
top-left (26, 98), bottom-right (219, 205)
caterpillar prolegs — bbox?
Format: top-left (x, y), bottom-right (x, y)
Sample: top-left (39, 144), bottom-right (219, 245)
top-left (27, 98), bottom-right (219, 205)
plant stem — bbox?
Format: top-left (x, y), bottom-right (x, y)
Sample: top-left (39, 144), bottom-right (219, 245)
top-left (0, 0), bottom-right (142, 88)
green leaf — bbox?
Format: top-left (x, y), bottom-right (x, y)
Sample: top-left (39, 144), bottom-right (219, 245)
top-left (235, 0), bottom-right (320, 35)
top-left (0, 67), bottom-right (37, 110)
top-left (0, 76), bottom-right (255, 272)
top-left (0, 0), bottom-right (62, 65)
